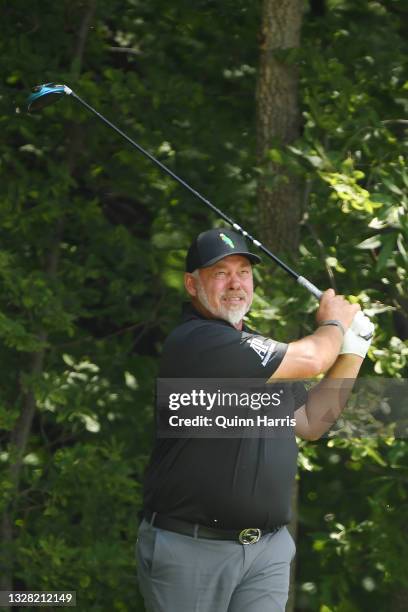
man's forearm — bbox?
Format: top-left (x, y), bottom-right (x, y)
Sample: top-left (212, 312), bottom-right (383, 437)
top-left (271, 325), bottom-right (345, 379)
top-left (297, 354), bottom-right (364, 440)
top-left (326, 353), bottom-right (364, 378)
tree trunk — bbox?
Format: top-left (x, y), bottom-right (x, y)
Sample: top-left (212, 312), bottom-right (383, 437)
top-left (256, 0), bottom-right (304, 254)
top-left (256, 2), bottom-right (304, 610)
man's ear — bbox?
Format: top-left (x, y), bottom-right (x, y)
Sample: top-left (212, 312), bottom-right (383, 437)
top-left (184, 272), bottom-right (198, 297)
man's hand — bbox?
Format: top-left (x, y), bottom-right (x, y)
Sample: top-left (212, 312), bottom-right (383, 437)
top-left (270, 289), bottom-right (368, 380)
top-left (340, 312), bottom-right (375, 358)
top-left (316, 288), bottom-right (361, 331)
top-left (350, 311), bottom-right (375, 340)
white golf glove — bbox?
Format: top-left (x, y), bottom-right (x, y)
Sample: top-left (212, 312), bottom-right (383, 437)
top-left (340, 311), bottom-right (375, 358)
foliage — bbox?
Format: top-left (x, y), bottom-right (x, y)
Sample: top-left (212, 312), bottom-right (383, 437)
top-left (284, 2), bottom-right (408, 610)
top-left (297, 437), bottom-right (408, 611)
top-left (0, 0), bottom-right (407, 611)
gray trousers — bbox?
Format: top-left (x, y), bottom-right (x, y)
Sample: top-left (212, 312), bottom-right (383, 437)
top-left (136, 519), bottom-right (296, 612)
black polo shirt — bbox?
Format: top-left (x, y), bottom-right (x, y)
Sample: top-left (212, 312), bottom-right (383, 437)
top-left (142, 303), bottom-right (307, 529)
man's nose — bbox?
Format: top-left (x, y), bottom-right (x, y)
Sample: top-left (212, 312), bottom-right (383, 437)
top-left (228, 274), bottom-right (241, 289)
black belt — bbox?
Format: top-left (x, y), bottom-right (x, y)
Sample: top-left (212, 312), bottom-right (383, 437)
top-left (144, 511), bottom-right (282, 545)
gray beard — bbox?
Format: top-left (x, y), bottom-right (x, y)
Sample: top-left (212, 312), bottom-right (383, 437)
top-left (195, 279), bottom-right (250, 327)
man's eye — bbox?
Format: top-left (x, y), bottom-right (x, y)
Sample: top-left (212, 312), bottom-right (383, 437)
top-left (215, 271), bottom-right (226, 277)
top-left (240, 270), bottom-right (250, 275)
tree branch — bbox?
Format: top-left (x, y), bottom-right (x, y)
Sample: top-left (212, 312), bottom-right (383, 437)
top-left (107, 46), bottom-right (141, 56)
top-left (303, 216), bottom-right (337, 291)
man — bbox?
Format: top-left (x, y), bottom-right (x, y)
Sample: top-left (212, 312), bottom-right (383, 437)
top-left (136, 228), bottom-right (373, 612)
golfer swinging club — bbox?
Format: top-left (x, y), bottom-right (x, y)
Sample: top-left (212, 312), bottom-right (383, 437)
top-left (136, 228), bottom-right (374, 612)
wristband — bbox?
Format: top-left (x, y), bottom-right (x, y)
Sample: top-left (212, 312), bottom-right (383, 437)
top-left (318, 319), bottom-right (346, 336)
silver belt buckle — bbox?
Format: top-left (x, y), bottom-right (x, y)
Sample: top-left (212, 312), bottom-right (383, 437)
top-left (238, 528), bottom-right (261, 545)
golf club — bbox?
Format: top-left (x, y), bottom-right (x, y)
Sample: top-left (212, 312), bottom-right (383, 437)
top-left (27, 82), bottom-right (323, 300)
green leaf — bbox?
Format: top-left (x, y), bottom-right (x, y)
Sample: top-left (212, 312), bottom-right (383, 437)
top-left (356, 235), bottom-right (381, 250)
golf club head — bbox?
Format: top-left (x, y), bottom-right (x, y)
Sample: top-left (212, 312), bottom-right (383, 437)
top-left (27, 83), bottom-right (69, 112)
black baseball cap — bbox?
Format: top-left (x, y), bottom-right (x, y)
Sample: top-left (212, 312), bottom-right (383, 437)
top-left (185, 228), bottom-right (262, 273)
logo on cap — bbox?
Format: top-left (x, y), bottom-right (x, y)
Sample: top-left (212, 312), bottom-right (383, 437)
top-left (219, 233), bottom-right (235, 249)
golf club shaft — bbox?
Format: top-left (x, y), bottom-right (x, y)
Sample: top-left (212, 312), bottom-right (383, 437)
top-left (68, 88), bottom-right (322, 299)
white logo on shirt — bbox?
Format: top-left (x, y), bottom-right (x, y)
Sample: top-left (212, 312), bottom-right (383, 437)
top-left (248, 337), bottom-right (275, 367)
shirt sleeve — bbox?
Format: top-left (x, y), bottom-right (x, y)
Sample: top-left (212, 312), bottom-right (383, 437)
top-left (190, 322), bottom-right (288, 379)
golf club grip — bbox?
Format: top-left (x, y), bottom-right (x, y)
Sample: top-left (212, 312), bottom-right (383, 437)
top-left (296, 277), bottom-right (323, 300)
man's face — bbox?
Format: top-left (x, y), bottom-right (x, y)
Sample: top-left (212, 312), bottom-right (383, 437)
top-left (185, 255), bottom-right (254, 329)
